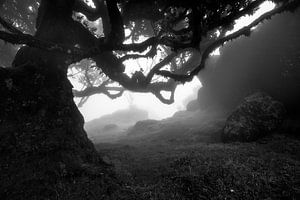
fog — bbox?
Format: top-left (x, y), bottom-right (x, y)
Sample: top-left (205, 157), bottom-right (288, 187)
top-left (73, 76), bottom-right (201, 122)
top-left (1, 1), bottom-right (299, 199)
top-left (84, 8), bottom-right (300, 144)
top-left (76, 1), bottom-right (280, 124)
top-left (197, 10), bottom-right (300, 115)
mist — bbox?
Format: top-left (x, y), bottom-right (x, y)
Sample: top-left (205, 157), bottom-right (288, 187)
top-left (83, 9), bottom-right (300, 144)
top-left (1, 1), bottom-right (299, 199)
top-left (75, 76), bottom-right (201, 122)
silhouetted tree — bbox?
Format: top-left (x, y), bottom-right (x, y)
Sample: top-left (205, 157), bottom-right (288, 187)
top-left (196, 10), bottom-right (300, 115)
top-left (0, 0), bottom-right (299, 199)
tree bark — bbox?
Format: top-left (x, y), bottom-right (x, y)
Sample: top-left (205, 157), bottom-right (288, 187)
top-left (0, 1), bottom-right (122, 199)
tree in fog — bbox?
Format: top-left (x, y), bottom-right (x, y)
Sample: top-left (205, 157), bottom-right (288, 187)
top-left (1, 0), bottom-right (299, 104)
top-left (0, 0), bottom-right (299, 199)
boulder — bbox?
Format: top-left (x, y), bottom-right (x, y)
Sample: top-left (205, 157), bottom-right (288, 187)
top-left (102, 124), bottom-right (118, 131)
top-left (85, 107), bottom-right (148, 142)
top-left (127, 120), bottom-right (161, 136)
top-left (123, 110), bottom-right (227, 144)
top-left (85, 107), bottom-right (148, 133)
top-left (195, 11), bottom-right (300, 116)
top-left (222, 92), bottom-right (286, 142)
top-left (186, 99), bottom-right (200, 111)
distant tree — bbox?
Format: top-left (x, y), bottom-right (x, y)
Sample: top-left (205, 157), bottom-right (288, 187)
top-left (0, 0), bottom-right (299, 199)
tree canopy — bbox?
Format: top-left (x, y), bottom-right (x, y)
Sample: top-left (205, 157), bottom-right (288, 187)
top-left (0, 1), bottom-right (299, 199)
top-left (0, 0), bottom-right (299, 104)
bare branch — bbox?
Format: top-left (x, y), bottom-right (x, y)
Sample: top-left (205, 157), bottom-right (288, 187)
top-left (206, 0), bottom-right (265, 31)
top-left (120, 44), bottom-right (158, 62)
top-left (0, 16), bottom-right (23, 34)
top-left (147, 79), bottom-right (177, 104)
top-left (145, 52), bottom-right (177, 84)
top-left (74, 0), bottom-right (105, 21)
top-left (0, 29), bottom-right (190, 63)
top-left (156, 0), bottom-right (300, 82)
top-left (152, 90), bottom-right (175, 104)
top-left (1, 0), bottom-right (299, 105)
top-left (106, 0), bottom-right (125, 44)
top-left (73, 84), bottom-right (124, 98)
top-left (0, 30), bottom-right (88, 61)
top-left (77, 96), bottom-right (90, 107)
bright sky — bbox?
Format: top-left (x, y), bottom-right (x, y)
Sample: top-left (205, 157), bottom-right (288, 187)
top-left (75, 77), bottom-right (200, 121)
top-left (73, 1), bottom-right (276, 122)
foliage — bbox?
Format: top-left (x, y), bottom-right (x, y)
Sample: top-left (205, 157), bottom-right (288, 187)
top-left (0, 0), bottom-right (299, 105)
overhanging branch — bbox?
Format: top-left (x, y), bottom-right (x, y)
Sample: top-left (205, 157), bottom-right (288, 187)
top-left (156, 0), bottom-right (300, 83)
top-left (0, 16), bottom-right (23, 34)
top-left (73, 85), bottom-right (124, 98)
top-left (1, 0), bottom-right (299, 105)
top-left (74, 0), bottom-right (104, 21)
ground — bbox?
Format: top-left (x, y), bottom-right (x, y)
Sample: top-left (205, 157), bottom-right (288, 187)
top-left (95, 131), bottom-right (300, 200)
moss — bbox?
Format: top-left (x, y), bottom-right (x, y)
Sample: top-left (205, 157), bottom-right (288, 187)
top-left (96, 134), bottom-right (300, 200)
top-left (0, 66), bottom-right (122, 200)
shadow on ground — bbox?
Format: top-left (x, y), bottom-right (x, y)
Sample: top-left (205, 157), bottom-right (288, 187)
top-left (90, 109), bottom-right (300, 200)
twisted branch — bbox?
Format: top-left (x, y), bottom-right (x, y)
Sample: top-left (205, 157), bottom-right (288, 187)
top-left (156, 0), bottom-right (300, 83)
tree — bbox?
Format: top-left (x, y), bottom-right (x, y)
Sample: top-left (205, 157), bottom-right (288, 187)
top-left (196, 10), bottom-right (300, 114)
top-left (0, 0), bottom-right (299, 199)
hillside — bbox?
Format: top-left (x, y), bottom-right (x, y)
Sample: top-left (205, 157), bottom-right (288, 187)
top-left (90, 105), bottom-right (300, 199)
top-left (85, 106), bottom-right (148, 143)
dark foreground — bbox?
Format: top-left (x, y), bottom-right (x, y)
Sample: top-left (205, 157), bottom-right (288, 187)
top-left (95, 134), bottom-right (300, 200)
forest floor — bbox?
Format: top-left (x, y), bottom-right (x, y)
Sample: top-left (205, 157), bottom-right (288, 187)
top-left (94, 132), bottom-right (300, 200)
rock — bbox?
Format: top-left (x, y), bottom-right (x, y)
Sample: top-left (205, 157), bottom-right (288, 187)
top-left (102, 124), bottom-right (118, 131)
top-left (123, 110), bottom-right (227, 144)
top-left (222, 92), bottom-right (286, 142)
top-left (127, 119), bottom-right (161, 136)
top-left (186, 99), bottom-right (200, 111)
top-left (85, 107), bottom-right (148, 133)
top-left (195, 11), bottom-right (300, 116)
top-left (85, 107), bottom-right (148, 143)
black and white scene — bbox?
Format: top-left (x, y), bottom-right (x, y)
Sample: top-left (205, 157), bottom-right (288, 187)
top-left (0, 0), bottom-right (299, 199)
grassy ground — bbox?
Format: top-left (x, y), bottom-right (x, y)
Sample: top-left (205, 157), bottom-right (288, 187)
top-left (95, 134), bottom-right (300, 200)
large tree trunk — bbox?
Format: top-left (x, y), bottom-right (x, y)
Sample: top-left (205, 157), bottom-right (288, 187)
top-left (0, 1), bottom-right (129, 198)
top-left (0, 62), bottom-right (120, 199)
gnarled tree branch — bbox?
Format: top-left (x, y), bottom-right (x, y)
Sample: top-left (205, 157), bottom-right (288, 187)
top-left (0, 16), bottom-right (22, 34)
top-left (74, 0), bottom-right (104, 21)
top-left (0, 0), bottom-right (299, 105)
top-left (156, 0), bottom-right (300, 83)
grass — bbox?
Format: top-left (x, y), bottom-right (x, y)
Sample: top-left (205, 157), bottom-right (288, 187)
top-left (95, 134), bottom-right (300, 199)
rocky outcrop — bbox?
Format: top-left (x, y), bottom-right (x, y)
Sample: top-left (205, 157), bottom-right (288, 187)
top-left (222, 92), bottom-right (286, 142)
top-left (186, 99), bottom-right (200, 111)
top-left (85, 107), bottom-right (148, 143)
top-left (127, 119), bottom-right (161, 136)
top-left (103, 124), bottom-right (119, 131)
top-left (124, 110), bottom-right (227, 144)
